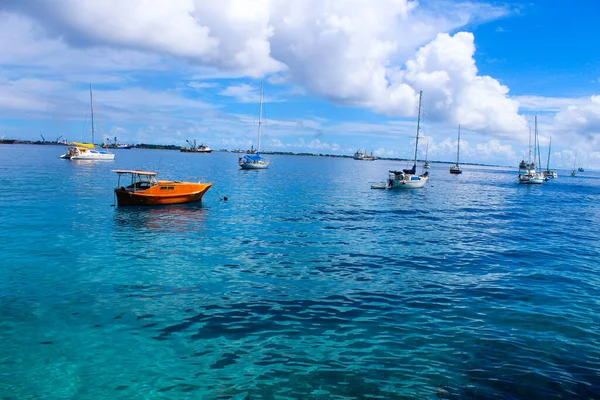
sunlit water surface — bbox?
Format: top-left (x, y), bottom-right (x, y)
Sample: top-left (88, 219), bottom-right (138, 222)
top-left (1, 144), bottom-right (599, 399)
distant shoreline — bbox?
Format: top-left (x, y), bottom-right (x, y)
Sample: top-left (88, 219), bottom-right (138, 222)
top-left (9, 140), bottom-right (508, 168)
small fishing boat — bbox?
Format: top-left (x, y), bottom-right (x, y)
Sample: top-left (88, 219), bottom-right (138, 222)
top-left (449, 125), bottom-right (462, 174)
top-left (578, 167), bottom-right (584, 172)
top-left (239, 83), bottom-right (270, 169)
top-left (112, 170), bottom-right (213, 206)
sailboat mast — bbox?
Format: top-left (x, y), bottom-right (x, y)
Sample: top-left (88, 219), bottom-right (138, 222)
top-left (257, 82), bottom-right (263, 152)
top-left (547, 137), bottom-right (552, 172)
top-left (413, 90), bottom-right (422, 167)
top-left (457, 124), bottom-right (461, 165)
top-left (90, 84), bottom-right (95, 144)
top-left (528, 127), bottom-right (532, 164)
top-left (535, 116), bottom-right (541, 172)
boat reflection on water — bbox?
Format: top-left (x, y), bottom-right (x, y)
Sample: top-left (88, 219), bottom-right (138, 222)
top-left (113, 203), bottom-right (208, 234)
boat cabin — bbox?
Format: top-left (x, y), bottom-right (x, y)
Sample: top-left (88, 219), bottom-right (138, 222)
top-left (113, 170), bottom-right (159, 192)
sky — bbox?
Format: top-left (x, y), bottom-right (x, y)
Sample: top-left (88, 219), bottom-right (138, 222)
top-left (1, 0), bottom-right (599, 168)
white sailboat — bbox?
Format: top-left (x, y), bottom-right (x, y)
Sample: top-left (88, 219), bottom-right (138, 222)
top-left (61, 85), bottom-right (114, 160)
top-left (518, 116), bottom-right (543, 184)
top-left (384, 90), bottom-right (429, 189)
top-left (239, 83), bottom-right (270, 169)
top-left (449, 125), bottom-right (462, 174)
top-left (542, 137), bottom-right (558, 180)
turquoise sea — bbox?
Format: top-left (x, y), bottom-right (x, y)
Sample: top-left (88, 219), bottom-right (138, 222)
top-left (1, 144), bottom-right (599, 399)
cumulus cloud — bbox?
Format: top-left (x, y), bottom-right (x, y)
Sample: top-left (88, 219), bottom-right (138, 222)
top-left (554, 95), bottom-right (600, 140)
top-left (1, 0), bottom-right (523, 135)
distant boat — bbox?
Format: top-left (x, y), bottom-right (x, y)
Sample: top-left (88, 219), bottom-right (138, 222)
top-left (518, 116), bottom-right (543, 184)
top-left (423, 139), bottom-right (430, 169)
top-left (353, 149), bottom-right (376, 161)
top-left (239, 83), bottom-right (270, 169)
top-left (0, 137), bottom-right (16, 144)
top-left (542, 137), bottom-right (557, 180)
top-left (112, 170), bottom-right (212, 206)
top-left (578, 167), bottom-right (584, 172)
top-left (449, 125), bottom-right (462, 174)
top-left (571, 152), bottom-right (577, 176)
top-left (181, 139), bottom-right (212, 153)
top-left (61, 85), bottom-right (114, 161)
top-left (374, 90), bottom-right (428, 189)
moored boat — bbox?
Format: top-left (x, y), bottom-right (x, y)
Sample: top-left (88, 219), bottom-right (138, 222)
top-left (62, 141), bottom-right (115, 160)
top-left (449, 125), bottom-right (462, 174)
top-left (181, 139), bottom-right (212, 153)
top-left (353, 149), bottom-right (376, 161)
top-left (239, 83), bottom-right (270, 169)
top-left (518, 117), bottom-right (543, 184)
top-left (112, 170), bottom-right (213, 206)
top-left (542, 137), bottom-right (557, 180)
top-left (61, 85), bottom-right (114, 161)
top-left (383, 90), bottom-right (429, 189)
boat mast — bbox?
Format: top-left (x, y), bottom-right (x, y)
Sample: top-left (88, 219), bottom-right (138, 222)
top-left (413, 90), bottom-right (422, 167)
top-left (456, 124), bottom-right (461, 166)
top-left (257, 82), bottom-right (263, 152)
top-left (90, 84), bottom-right (95, 145)
top-left (528, 127), bottom-right (532, 165)
top-left (535, 116), bottom-right (542, 173)
top-left (546, 137), bottom-right (552, 172)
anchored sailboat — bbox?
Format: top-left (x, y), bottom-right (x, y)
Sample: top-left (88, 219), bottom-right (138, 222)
top-left (518, 116), bottom-right (543, 184)
top-left (378, 90), bottom-right (429, 189)
top-left (449, 125), bottom-right (462, 174)
top-left (61, 85), bottom-right (114, 160)
top-left (239, 83), bottom-right (270, 169)
top-left (423, 139), bottom-right (430, 169)
top-left (542, 137), bottom-right (558, 180)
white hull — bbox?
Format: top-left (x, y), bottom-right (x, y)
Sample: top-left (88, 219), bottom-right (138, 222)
top-left (240, 161), bottom-right (270, 169)
top-left (71, 153), bottom-right (115, 160)
top-left (519, 172), bottom-right (544, 184)
top-left (388, 174), bottom-right (428, 189)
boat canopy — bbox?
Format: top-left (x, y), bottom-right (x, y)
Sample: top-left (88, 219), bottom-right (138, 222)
top-left (71, 141), bottom-right (95, 149)
top-left (241, 152), bottom-right (263, 162)
top-left (112, 169), bottom-right (158, 176)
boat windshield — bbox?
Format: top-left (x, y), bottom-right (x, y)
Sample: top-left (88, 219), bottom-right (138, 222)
top-left (114, 171), bottom-right (159, 191)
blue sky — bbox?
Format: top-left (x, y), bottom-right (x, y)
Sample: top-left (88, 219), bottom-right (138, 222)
top-left (1, 0), bottom-right (599, 168)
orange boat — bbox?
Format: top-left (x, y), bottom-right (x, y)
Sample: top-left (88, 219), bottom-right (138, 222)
top-left (113, 170), bottom-right (213, 206)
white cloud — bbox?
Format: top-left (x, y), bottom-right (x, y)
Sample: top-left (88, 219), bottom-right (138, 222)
top-left (1, 0), bottom-right (521, 133)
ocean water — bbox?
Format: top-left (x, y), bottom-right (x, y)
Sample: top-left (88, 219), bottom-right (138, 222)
top-left (1, 144), bottom-right (599, 399)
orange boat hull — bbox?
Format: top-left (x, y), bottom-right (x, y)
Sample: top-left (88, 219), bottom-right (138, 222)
top-left (115, 182), bottom-right (212, 206)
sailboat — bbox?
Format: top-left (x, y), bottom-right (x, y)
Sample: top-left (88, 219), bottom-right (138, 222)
top-left (423, 139), bottom-right (430, 169)
top-left (542, 137), bottom-right (558, 179)
top-left (61, 85), bottom-right (114, 160)
top-left (518, 116), bottom-right (543, 184)
top-left (239, 83), bottom-right (270, 169)
top-left (571, 153), bottom-right (577, 176)
top-left (384, 90), bottom-right (429, 189)
top-left (449, 125), bottom-right (462, 174)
